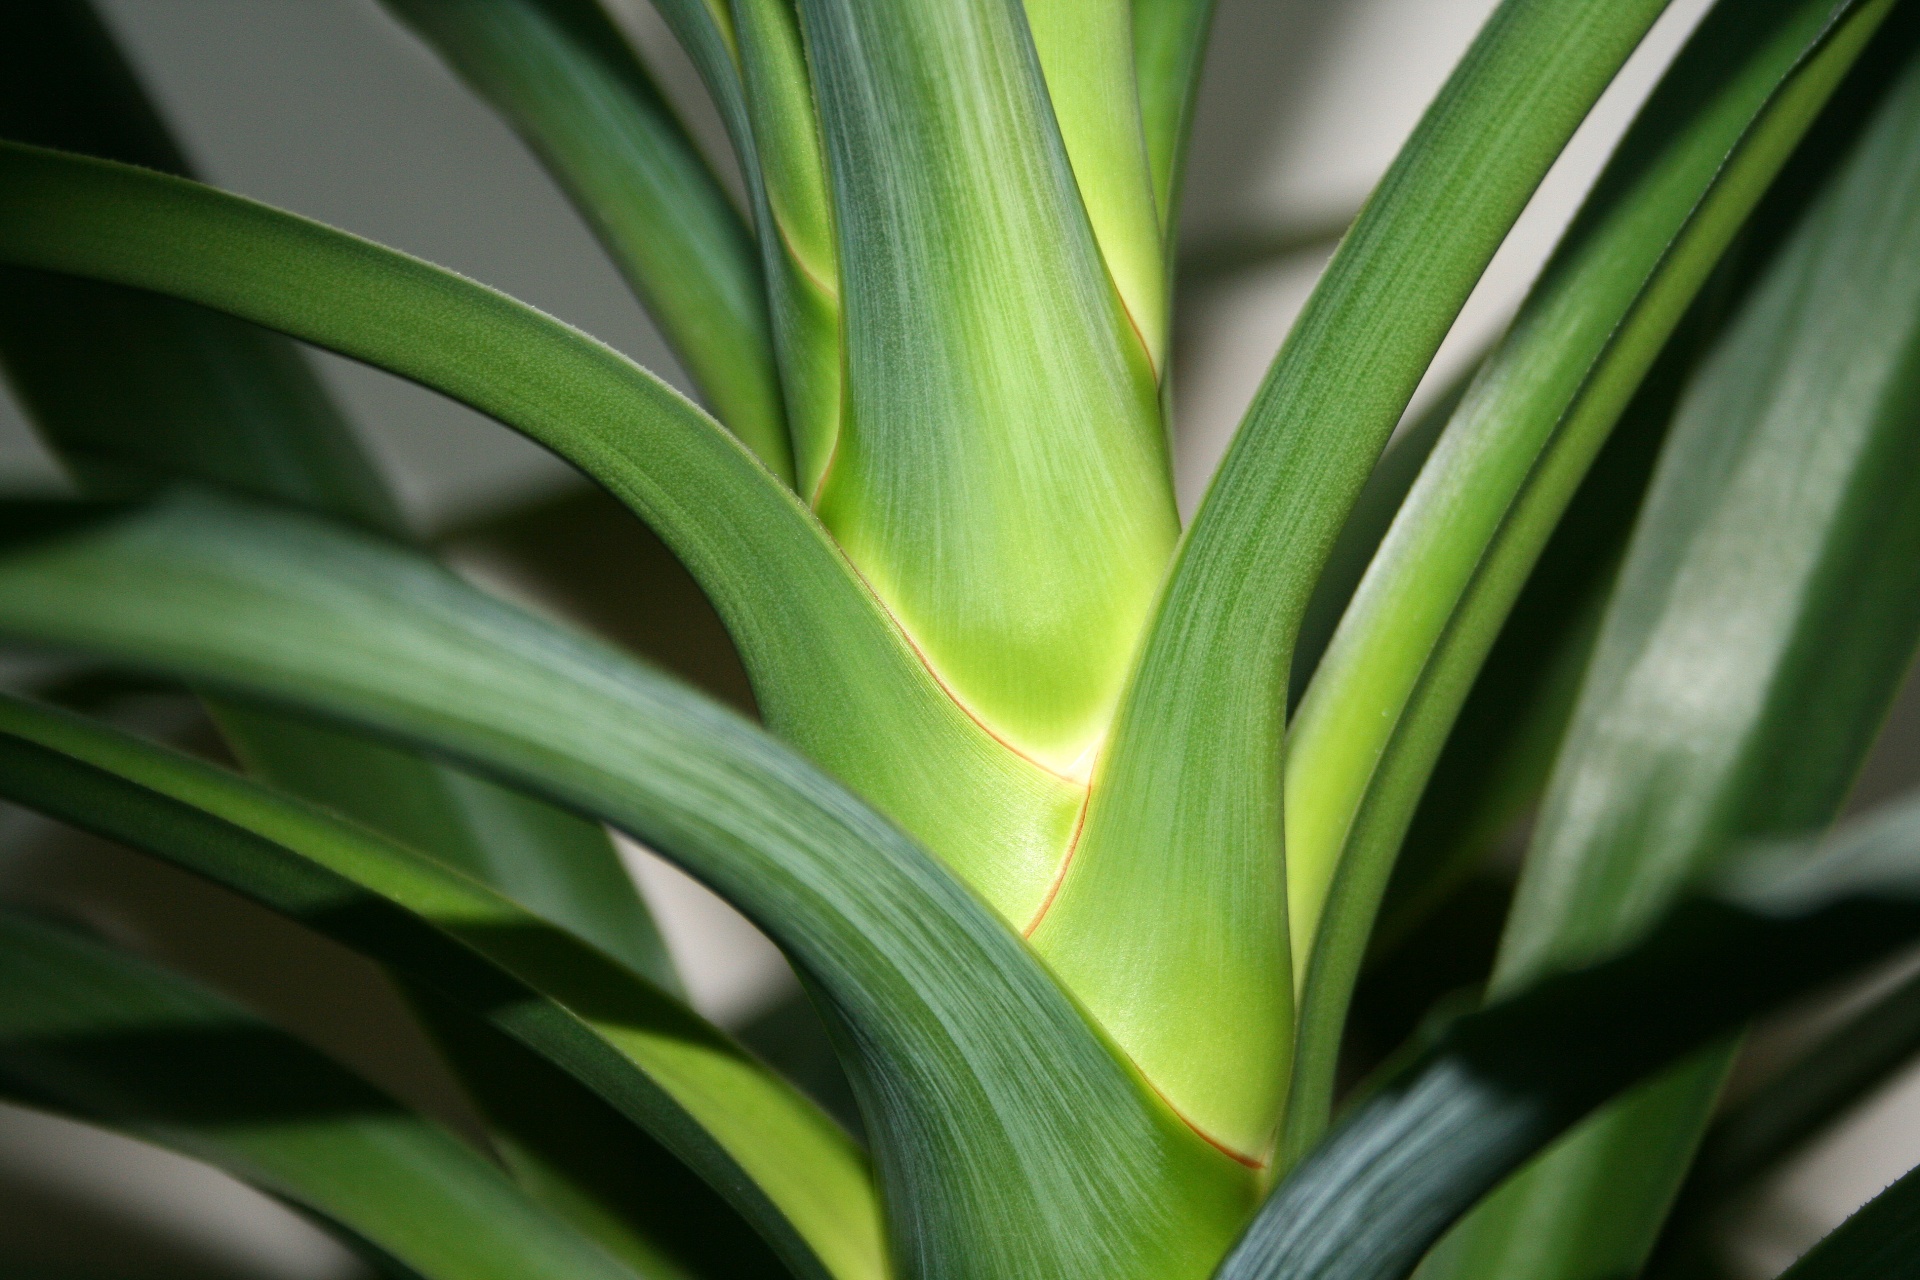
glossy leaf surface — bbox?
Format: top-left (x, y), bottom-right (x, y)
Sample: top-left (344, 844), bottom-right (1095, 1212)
top-left (1426, 31), bottom-right (1920, 1278)
top-left (1283, 0), bottom-right (1893, 1164)
top-left (798, 0), bottom-right (1179, 777)
top-left (1218, 794), bottom-right (1920, 1280)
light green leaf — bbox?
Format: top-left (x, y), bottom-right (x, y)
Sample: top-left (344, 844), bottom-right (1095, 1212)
top-left (0, 909), bottom-right (674, 1280)
top-left (0, 139), bottom-right (1082, 926)
top-left (798, 0), bottom-right (1179, 777)
top-left (0, 687), bottom-right (880, 1280)
top-left (0, 491), bottom-right (1256, 1280)
top-left (1133, 0), bottom-right (1215, 231)
top-left (382, 0), bottom-right (792, 479)
top-left (1034, 0), bottom-right (1673, 1163)
top-left (1425, 25), bottom-right (1920, 1279)
top-left (727, 0), bottom-right (843, 498)
top-left (1282, 0), bottom-right (1892, 1169)
top-left (1024, 0), bottom-right (1169, 363)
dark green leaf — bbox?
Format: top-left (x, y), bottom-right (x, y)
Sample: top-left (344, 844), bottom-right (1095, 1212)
top-left (0, 908), bottom-right (668, 1280)
top-left (0, 490), bottom-right (1255, 1280)
top-left (1283, 0), bottom-right (1897, 1175)
top-left (0, 684), bottom-right (882, 1280)
top-left (382, 0), bottom-right (792, 477)
top-left (1216, 794), bottom-right (1920, 1280)
top-left (1776, 1158), bottom-right (1920, 1278)
top-left (1423, 19), bottom-right (1920, 1277)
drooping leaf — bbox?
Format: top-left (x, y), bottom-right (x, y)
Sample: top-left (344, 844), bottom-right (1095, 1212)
top-left (381, 0), bottom-right (792, 478)
top-left (0, 491), bottom-right (1255, 1280)
top-left (797, 0), bottom-right (1179, 780)
top-left (0, 908), bottom-right (673, 1280)
top-left (1282, 0), bottom-right (1896, 1169)
top-left (0, 12), bottom-right (703, 1261)
top-left (0, 686), bottom-right (880, 1280)
top-left (1422, 24), bottom-right (1920, 1279)
top-left (1216, 792), bottom-right (1920, 1280)
top-left (1031, 0), bottom-right (1674, 1163)
top-left (0, 140), bottom-right (1083, 925)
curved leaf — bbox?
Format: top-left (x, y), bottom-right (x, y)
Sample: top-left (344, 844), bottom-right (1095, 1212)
top-left (0, 688), bottom-right (880, 1280)
top-left (0, 908), bottom-right (670, 1280)
top-left (1423, 25), bottom-right (1920, 1279)
top-left (1216, 794), bottom-right (1920, 1280)
top-left (0, 139), bottom-right (1081, 925)
top-left (382, 0), bottom-right (791, 477)
top-left (0, 491), bottom-right (1255, 1280)
top-left (1033, 0), bottom-right (1673, 1162)
top-left (1282, 0), bottom-right (1894, 1167)
top-left (0, 0), bottom-right (676, 989)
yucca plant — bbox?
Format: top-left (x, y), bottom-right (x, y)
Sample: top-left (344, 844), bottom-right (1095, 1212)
top-left (9, 0), bottom-right (1920, 1276)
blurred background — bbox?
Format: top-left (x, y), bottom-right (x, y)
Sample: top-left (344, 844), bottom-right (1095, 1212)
top-left (0, 0), bottom-right (1916, 1275)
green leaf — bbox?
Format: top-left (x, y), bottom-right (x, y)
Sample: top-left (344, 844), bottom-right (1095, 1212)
top-left (1133, 0), bottom-right (1216, 231)
top-left (1281, 0), bottom-right (1894, 1170)
top-left (0, 908), bottom-right (671, 1280)
top-left (726, 0), bottom-right (843, 499)
top-left (1032, 0), bottom-right (1673, 1163)
top-left (1423, 23), bottom-right (1920, 1279)
top-left (1024, 0), bottom-right (1170, 362)
top-left (0, 139), bottom-right (1083, 926)
top-left (0, 13), bottom-right (695, 1259)
top-left (0, 686), bottom-right (880, 1280)
top-left (1776, 1159), bottom-right (1920, 1278)
top-left (1216, 792), bottom-right (1920, 1280)
top-left (381, 0), bottom-right (792, 479)
top-left (0, 490), bottom-right (1256, 1280)
top-left (797, 0), bottom-right (1179, 776)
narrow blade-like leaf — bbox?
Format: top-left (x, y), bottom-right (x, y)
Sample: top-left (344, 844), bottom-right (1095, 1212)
top-left (1425, 28), bottom-right (1920, 1278)
top-left (1282, 0), bottom-right (1895, 1166)
top-left (1217, 794), bottom-right (1920, 1280)
top-left (1024, 0), bottom-right (1170, 363)
top-left (0, 689), bottom-right (880, 1280)
top-left (1133, 0), bottom-right (1216, 230)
